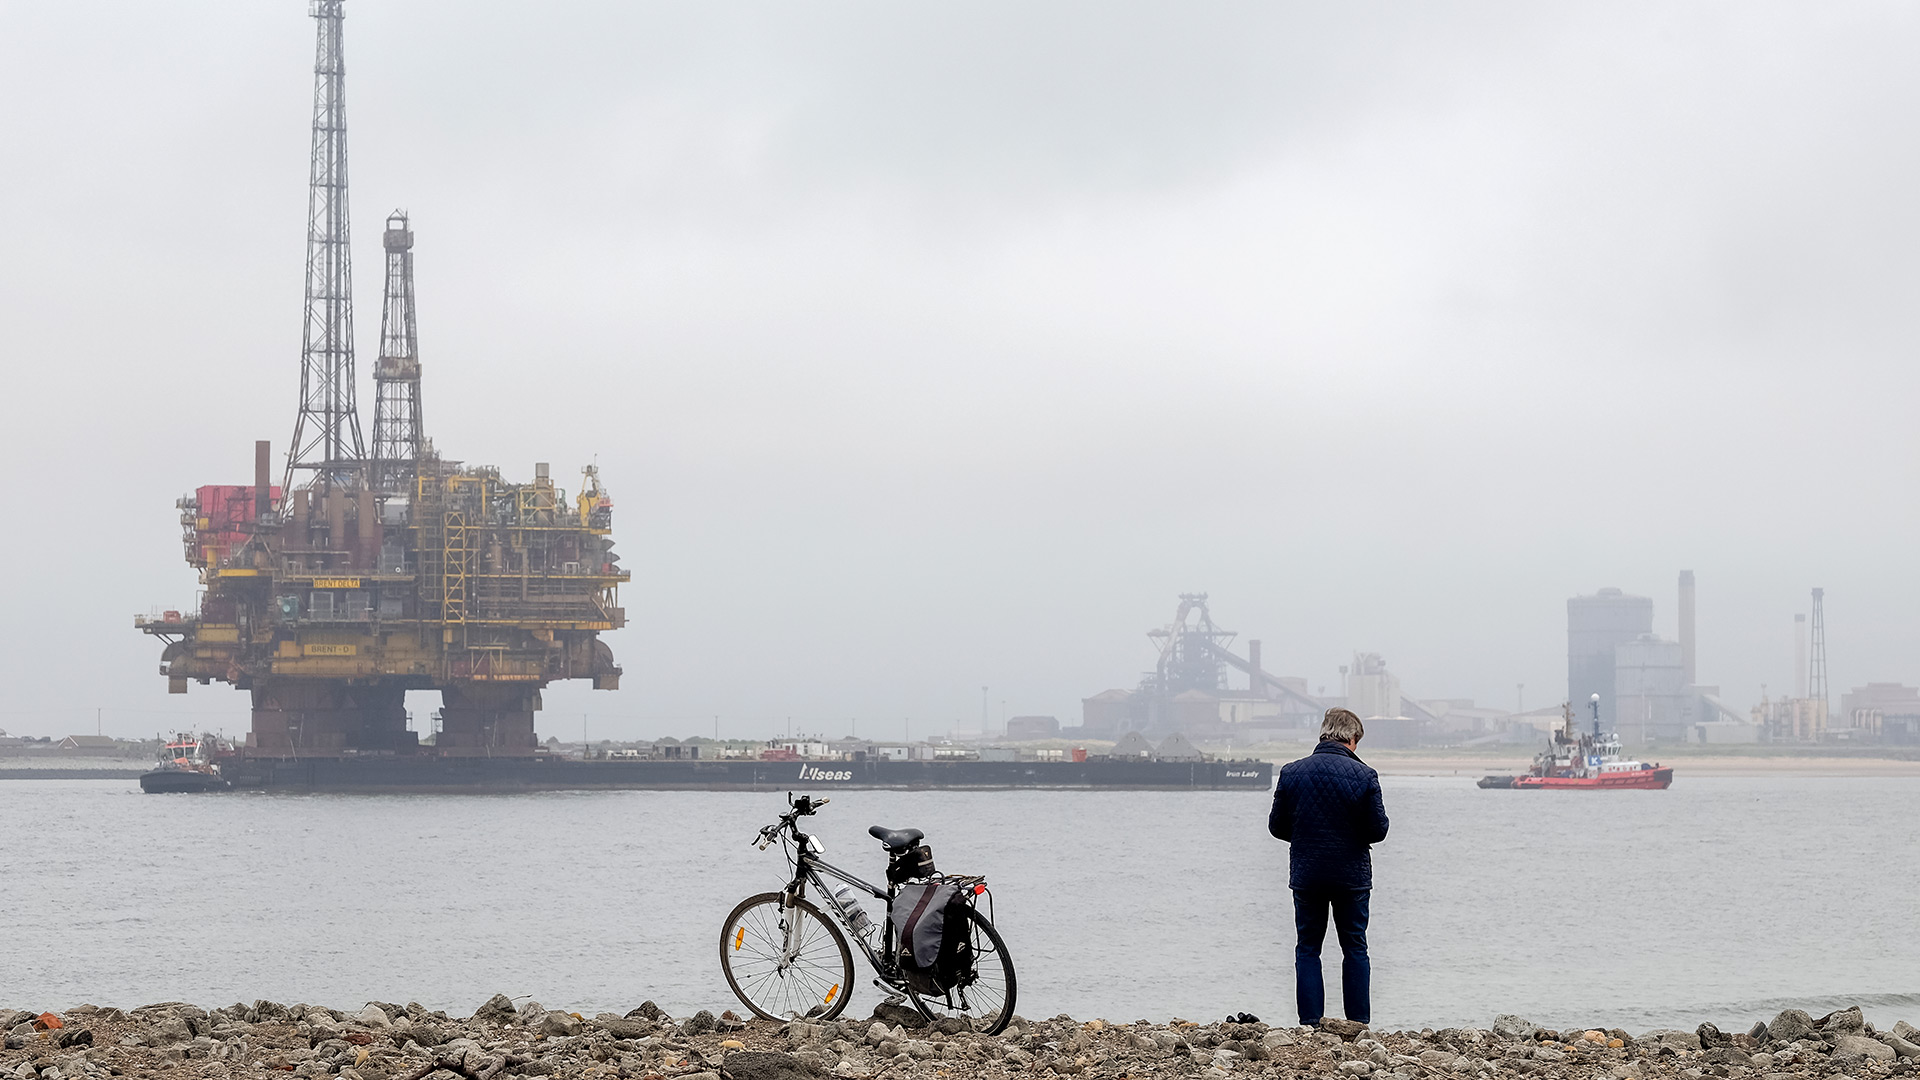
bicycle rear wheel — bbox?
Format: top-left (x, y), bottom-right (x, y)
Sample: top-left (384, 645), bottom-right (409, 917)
top-left (720, 891), bottom-right (855, 1022)
top-left (908, 905), bottom-right (1016, 1035)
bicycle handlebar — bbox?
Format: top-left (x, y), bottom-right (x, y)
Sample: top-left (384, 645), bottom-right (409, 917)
top-left (751, 793), bottom-right (831, 848)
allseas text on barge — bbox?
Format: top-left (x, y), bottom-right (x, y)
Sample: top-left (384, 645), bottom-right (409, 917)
top-left (195, 734), bottom-right (1273, 793)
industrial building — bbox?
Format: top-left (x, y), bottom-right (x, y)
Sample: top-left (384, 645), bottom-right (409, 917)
top-left (1567, 587), bottom-right (1656, 730)
top-left (1839, 683), bottom-right (1920, 744)
top-left (137, 1), bottom-right (626, 757)
top-left (1566, 574), bottom-right (1746, 744)
top-left (1079, 595), bottom-right (1323, 740)
top-left (1079, 595), bottom-right (1445, 745)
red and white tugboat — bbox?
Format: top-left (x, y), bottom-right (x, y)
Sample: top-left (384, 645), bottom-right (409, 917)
top-left (139, 734), bottom-right (233, 793)
top-left (1480, 697), bottom-right (1673, 791)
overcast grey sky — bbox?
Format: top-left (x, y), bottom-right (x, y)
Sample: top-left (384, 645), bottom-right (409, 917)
top-left (4, 2), bottom-right (1919, 740)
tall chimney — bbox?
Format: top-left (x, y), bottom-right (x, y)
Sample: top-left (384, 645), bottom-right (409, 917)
top-left (356, 487), bottom-right (377, 569)
top-left (1678, 570), bottom-right (1696, 686)
top-left (1248, 640), bottom-right (1265, 697)
top-left (1794, 614), bottom-right (1808, 699)
top-left (327, 487), bottom-right (346, 551)
top-left (254, 441), bottom-right (272, 519)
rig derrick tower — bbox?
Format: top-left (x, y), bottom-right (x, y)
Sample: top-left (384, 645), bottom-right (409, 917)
top-left (371, 210), bottom-right (422, 494)
top-left (138, 0), bottom-right (628, 770)
top-left (286, 0), bottom-right (364, 494)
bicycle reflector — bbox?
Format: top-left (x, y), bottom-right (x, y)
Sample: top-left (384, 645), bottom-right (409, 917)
top-left (973, 884), bottom-right (986, 894)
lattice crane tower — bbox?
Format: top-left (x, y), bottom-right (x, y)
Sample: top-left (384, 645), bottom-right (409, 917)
top-left (285, 0), bottom-right (364, 493)
top-left (371, 210), bottom-right (422, 493)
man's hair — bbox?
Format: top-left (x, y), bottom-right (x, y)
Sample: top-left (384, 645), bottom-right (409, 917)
top-left (1320, 708), bottom-right (1364, 744)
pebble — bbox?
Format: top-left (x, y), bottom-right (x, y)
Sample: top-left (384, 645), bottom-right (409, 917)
top-left (1, 999), bottom-right (1915, 1080)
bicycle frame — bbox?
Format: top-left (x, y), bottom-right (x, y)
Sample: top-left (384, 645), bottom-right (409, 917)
top-left (782, 827), bottom-right (900, 982)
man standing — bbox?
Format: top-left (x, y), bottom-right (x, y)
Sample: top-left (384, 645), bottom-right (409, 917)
top-left (1268, 708), bottom-right (1390, 1028)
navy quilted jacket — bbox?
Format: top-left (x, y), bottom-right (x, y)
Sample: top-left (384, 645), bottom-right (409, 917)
top-left (1268, 741), bottom-right (1390, 891)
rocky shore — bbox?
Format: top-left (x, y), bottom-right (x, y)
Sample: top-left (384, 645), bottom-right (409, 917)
top-left (3, 999), bottom-right (1916, 1080)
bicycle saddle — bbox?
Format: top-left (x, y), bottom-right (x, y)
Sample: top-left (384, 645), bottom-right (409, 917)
top-left (868, 825), bottom-right (925, 852)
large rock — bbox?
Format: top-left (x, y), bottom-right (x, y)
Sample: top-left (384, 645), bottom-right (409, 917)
top-left (723, 1051), bottom-right (823, 1080)
top-left (133, 1003), bottom-right (207, 1020)
top-left (1768, 1009), bottom-right (1815, 1042)
top-left (354, 1005), bottom-right (391, 1030)
top-left (870, 1003), bottom-right (925, 1029)
top-left (1643, 1030), bottom-right (1700, 1051)
top-left (596, 1017), bottom-right (654, 1039)
top-left (1818, 1007), bottom-right (1866, 1034)
top-left (538, 1011), bottom-right (582, 1038)
top-left (472, 994), bottom-right (517, 1024)
top-left (408, 1024), bottom-right (451, 1047)
top-left (1492, 1016), bottom-right (1537, 1041)
top-left (1896, 1021), bottom-right (1920, 1042)
top-left (1703, 1047), bottom-right (1751, 1066)
top-left (1833, 1034), bottom-right (1895, 1062)
top-left (1320, 1018), bottom-right (1368, 1040)
top-left (1696, 1023), bottom-right (1731, 1048)
top-left (1884, 1034), bottom-right (1920, 1060)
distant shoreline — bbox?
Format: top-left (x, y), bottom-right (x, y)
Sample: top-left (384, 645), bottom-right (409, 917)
top-left (1352, 749), bottom-right (1920, 777)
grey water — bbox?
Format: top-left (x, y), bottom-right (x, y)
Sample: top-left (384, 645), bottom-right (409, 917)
top-left (1, 775), bottom-right (1915, 1034)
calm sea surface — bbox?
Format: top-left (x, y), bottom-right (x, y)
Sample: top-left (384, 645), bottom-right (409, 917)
top-left (1, 775), bottom-right (1915, 1033)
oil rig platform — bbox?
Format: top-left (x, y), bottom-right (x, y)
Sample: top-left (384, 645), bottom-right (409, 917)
top-left (138, 0), bottom-right (626, 760)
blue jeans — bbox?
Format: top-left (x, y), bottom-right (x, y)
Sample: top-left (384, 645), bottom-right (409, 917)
top-left (1293, 888), bottom-right (1370, 1026)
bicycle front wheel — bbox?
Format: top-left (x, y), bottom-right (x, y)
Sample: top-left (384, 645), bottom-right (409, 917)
top-left (909, 905), bottom-right (1017, 1035)
top-left (720, 891), bottom-right (855, 1022)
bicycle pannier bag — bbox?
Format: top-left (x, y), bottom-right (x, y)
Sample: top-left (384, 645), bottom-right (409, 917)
top-left (890, 881), bottom-right (973, 994)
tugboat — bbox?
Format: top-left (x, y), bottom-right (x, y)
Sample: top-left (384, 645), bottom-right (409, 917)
top-left (139, 735), bottom-right (233, 793)
top-left (1479, 696), bottom-right (1673, 791)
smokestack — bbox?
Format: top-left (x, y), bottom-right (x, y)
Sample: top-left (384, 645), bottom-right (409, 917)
top-left (290, 488), bottom-right (309, 556)
top-left (1795, 614), bottom-right (1808, 699)
top-left (254, 441), bottom-right (272, 519)
top-left (1678, 570), bottom-right (1696, 686)
top-left (327, 487), bottom-right (346, 551)
top-left (1248, 640), bottom-right (1265, 696)
top-left (356, 487), bottom-right (377, 569)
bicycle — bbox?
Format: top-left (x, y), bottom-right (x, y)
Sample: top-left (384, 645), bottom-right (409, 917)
top-left (718, 793), bottom-right (1017, 1034)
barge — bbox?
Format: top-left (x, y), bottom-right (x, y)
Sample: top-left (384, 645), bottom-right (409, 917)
top-left (211, 754), bottom-right (1273, 793)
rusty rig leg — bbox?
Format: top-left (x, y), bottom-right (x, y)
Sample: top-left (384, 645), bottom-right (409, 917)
top-left (250, 680), bottom-right (413, 754)
top-left (437, 684), bottom-right (541, 756)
